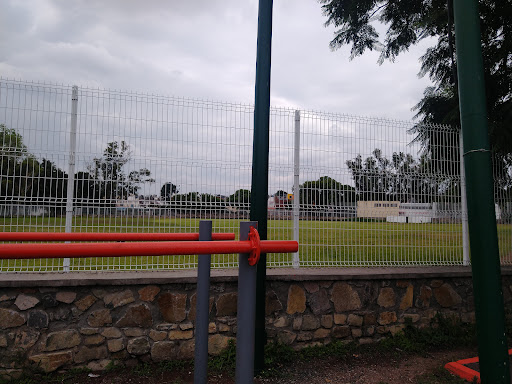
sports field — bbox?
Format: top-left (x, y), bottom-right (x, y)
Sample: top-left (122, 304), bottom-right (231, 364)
top-left (0, 217), bottom-right (511, 271)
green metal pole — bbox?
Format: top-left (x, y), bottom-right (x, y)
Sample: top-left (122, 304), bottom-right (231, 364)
top-left (250, 0), bottom-right (273, 374)
top-left (453, 2), bottom-right (510, 383)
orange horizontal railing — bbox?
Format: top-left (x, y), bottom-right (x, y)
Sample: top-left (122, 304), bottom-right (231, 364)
top-left (0, 240), bottom-right (298, 260)
top-left (0, 232), bottom-right (235, 242)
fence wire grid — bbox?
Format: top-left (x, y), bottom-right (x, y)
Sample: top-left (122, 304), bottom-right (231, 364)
top-left (0, 79), bottom-right (510, 272)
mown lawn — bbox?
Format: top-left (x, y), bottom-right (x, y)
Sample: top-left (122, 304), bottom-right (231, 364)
top-left (0, 216), bottom-right (511, 271)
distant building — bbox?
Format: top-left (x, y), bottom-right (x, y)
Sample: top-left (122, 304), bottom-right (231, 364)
top-left (357, 201), bottom-right (400, 218)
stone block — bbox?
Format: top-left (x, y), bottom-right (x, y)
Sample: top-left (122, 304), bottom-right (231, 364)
top-left (138, 286), bottom-right (160, 302)
top-left (378, 311), bottom-right (397, 326)
top-left (399, 285), bottom-right (414, 310)
top-left (29, 351), bottom-right (72, 372)
top-left (0, 334), bottom-right (7, 347)
top-left (208, 334), bottom-right (233, 355)
top-left (46, 329), bottom-right (81, 351)
top-left (151, 341), bottom-right (176, 361)
top-left (218, 323), bottom-right (230, 333)
top-left (273, 316), bottom-right (289, 328)
top-left (389, 324), bottom-right (405, 336)
top-left (313, 328), bottom-right (330, 339)
top-left (14, 294), bottom-right (39, 311)
top-left (292, 317), bottom-right (303, 330)
top-left (41, 294), bottom-right (58, 309)
top-left (27, 310), bottom-right (48, 329)
top-left (156, 323), bottom-right (177, 331)
top-left (434, 283), bottom-right (462, 308)
top-left (0, 308), bottom-right (25, 329)
top-left (127, 337), bottom-right (150, 355)
top-left (101, 328), bottom-right (122, 339)
top-left (123, 328), bottom-right (145, 337)
top-left (332, 326), bottom-right (350, 339)
top-left (88, 309), bottom-right (112, 327)
top-left (302, 315), bottom-right (319, 331)
top-left (75, 295), bottom-right (97, 311)
top-left (56, 292), bottom-right (76, 304)
top-left (321, 315), bottom-right (333, 329)
top-left (158, 292), bottom-right (187, 323)
top-left (209, 322), bottom-right (217, 333)
top-left (352, 329), bottom-right (362, 338)
top-left (430, 280), bottom-right (443, 288)
top-left (277, 330), bottom-right (297, 345)
top-left (334, 313), bottom-right (347, 325)
top-left (84, 335), bottom-right (105, 346)
top-left (104, 290), bottom-right (135, 308)
top-left (13, 329), bottom-right (39, 350)
top-left (359, 338), bottom-right (374, 345)
top-left (178, 339), bottom-right (195, 359)
top-left (169, 330), bottom-right (193, 340)
top-left (331, 283), bottom-right (361, 312)
top-left (179, 322), bottom-right (193, 331)
top-left (149, 330), bottom-right (167, 341)
top-left (396, 280), bottom-right (410, 288)
top-left (265, 290), bottom-right (283, 316)
top-left (303, 282), bottom-right (319, 293)
top-left (377, 287), bottom-right (396, 308)
top-left (87, 359), bottom-right (111, 371)
top-left (415, 285), bottom-right (432, 308)
top-left (116, 304), bottom-right (152, 328)
top-left (297, 332), bottom-right (313, 342)
top-left (108, 338), bottom-right (125, 353)
top-left (309, 289), bottom-right (331, 315)
top-left (363, 313), bottom-right (377, 326)
top-left (286, 285), bottom-right (306, 315)
top-left (74, 346), bottom-right (108, 363)
top-left (216, 292), bottom-right (238, 316)
top-left (347, 314), bottom-right (363, 327)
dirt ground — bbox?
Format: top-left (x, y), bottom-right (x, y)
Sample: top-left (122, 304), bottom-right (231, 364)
top-left (51, 346), bottom-right (477, 384)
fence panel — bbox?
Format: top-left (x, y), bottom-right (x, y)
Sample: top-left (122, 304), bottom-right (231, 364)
top-left (0, 79), bottom-right (510, 272)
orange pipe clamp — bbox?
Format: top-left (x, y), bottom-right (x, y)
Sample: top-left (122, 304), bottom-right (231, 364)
top-left (0, 232), bottom-right (235, 242)
top-left (0, 227), bottom-right (297, 266)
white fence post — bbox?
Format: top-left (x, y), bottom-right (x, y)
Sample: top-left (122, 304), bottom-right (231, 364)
top-left (292, 110), bottom-right (300, 268)
top-left (459, 131), bottom-right (470, 265)
top-left (63, 85), bottom-right (78, 272)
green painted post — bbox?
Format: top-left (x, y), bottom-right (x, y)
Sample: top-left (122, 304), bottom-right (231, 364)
top-left (250, 0), bottom-right (273, 374)
top-left (453, 1), bottom-right (510, 383)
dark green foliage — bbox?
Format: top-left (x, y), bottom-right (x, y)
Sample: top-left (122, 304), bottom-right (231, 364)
top-left (320, 0), bottom-right (512, 153)
top-left (346, 148), bottom-right (451, 202)
top-left (299, 176), bottom-right (356, 206)
top-left (208, 339), bottom-right (237, 372)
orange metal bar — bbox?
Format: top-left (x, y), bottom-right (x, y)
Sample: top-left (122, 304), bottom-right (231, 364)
top-left (0, 240), bottom-right (298, 260)
top-left (0, 232), bottom-right (235, 242)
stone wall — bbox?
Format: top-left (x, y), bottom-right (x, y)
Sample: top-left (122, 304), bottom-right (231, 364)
top-left (1, 269), bottom-right (511, 375)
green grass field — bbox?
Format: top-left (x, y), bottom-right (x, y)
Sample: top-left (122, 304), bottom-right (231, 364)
top-left (0, 217), bottom-right (511, 271)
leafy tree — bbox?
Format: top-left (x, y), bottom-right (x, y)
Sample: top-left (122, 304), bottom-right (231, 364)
top-left (346, 149), bottom-right (443, 202)
top-left (228, 189), bottom-right (251, 207)
top-left (160, 182), bottom-right (179, 202)
top-left (299, 176), bottom-right (356, 206)
top-left (34, 159), bottom-right (68, 210)
top-left (0, 124), bottom-right (40, 201)
top-left (320, 0), bottom-right (512, 154)
top-left (89, 141), bottom-right (154, 206)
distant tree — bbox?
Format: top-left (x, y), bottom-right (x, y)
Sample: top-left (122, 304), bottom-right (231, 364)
top-left (275, 190), bottom-right (288, 197)
top-left (34, 159), bottom-right (68, 211)
top-left (90, 141), bottom-right (154, 206)
top-left (228, 189), bottom-right (251, 207)
top-left (160, 182), bottom-right (179, 202)
top-left (0, 124), bottom-right (40, 201)
top-left (299, 176), bottom-right (356, 207)
top-left (346, 149), bottom-right (442, 202)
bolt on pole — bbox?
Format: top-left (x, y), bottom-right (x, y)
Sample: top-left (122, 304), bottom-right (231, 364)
top-left (453, 1), bottom-right (510, 382)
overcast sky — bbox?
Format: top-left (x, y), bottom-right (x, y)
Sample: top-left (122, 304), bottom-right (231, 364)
top-left (0, 0), bottom-right (434, 121)
top-left (0, 0), bottom-right (441, 196)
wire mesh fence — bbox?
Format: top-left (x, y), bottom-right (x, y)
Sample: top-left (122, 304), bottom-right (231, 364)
top-left (0, 78), bottom-right (510, 272)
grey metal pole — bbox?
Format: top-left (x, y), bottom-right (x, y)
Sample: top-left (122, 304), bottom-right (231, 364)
top-left (292, 110), bottom-right (300, 268)
top-left (63, 85), bottom-right (78, 272)
top-left (459, 131), bottom-right (470, 266)
top-left (235, 221), bottom-right (258, 384)
top-left (194, 220), bottom-right (212, 384)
